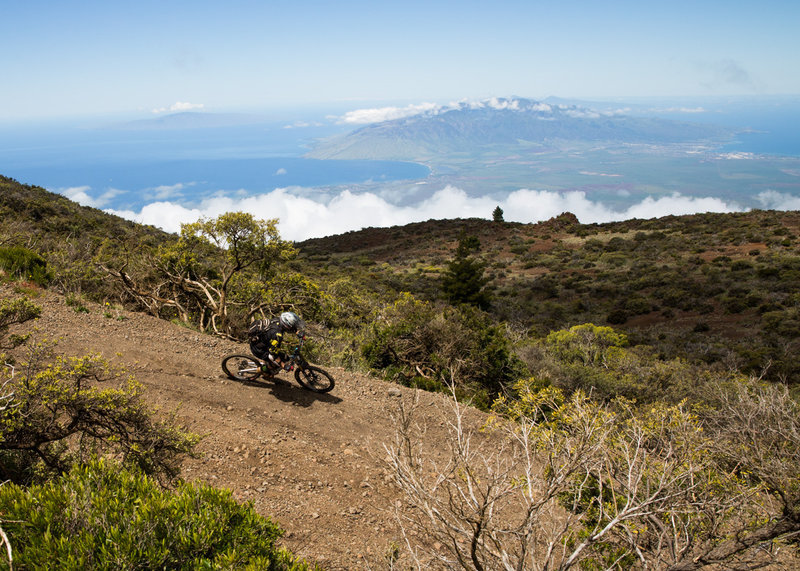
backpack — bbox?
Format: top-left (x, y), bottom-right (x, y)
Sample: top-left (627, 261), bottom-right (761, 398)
top-left (248, 318), bottom-right (281, 344)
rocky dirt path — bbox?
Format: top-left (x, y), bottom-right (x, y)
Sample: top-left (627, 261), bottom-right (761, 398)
top-left (13, 288), bottom-right (487, 570)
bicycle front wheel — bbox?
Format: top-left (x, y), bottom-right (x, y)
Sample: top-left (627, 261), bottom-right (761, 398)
top-left (221, 354), bottom-right (263, 381)
top-left (294, 365), bottom-right (335, 393)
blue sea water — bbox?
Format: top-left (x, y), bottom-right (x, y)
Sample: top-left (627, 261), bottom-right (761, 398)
top-left (0, 120), bottom-right (430, 210)
top-left (719, 118), bottom-right (800, 157)
top-left (642, 96), bottom-right (800, 157)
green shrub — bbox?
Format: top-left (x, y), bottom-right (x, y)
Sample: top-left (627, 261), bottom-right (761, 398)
top-left (0, 459), bottom-right (314, 570)
top-left (0, 351), bottom-right (198, 485)
top-left (362, 294), bottom-right (527, 404)
top-left (0, 246), bottom-right (50, 286)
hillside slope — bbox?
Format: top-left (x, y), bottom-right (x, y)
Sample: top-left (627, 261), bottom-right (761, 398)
top-left (13, 286), bottom-right (484, 570)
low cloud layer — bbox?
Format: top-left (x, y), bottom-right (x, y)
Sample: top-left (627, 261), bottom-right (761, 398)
top-left (88, 184), bottom-right (787, 242)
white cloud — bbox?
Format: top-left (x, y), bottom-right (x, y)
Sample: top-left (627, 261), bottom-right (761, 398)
top-left (757, 190), bottom-right (800, 210)
top-left (504, 189), bottom-right (741, 224)
top-left (275, 168), bottom-right (288, 175)
top-left (61, 186), bottom-right (93, 205)
top-left (283, 120), bottom-right (324, 129)
top-left (336, 102), bottom-right (439, 125)
top-left (486, 97), bottom-right (520, 110)
top-left (151, 101), bottom-right (205, 114)
top-left (105, 185), bottom-right (749, 242)
top-left (619, 194), bottom-right (740, 221)
top-left (60, 186), bottom-right (124, 208)
top-left (149, 182), bottom-right (195, 200)
top-left (565, 108), bottom-right (602, 119)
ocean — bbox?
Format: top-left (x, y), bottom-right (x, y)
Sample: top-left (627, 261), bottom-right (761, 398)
top-left (640, 96), bottom-right (800, 157)
top-left (0, 120), bottom-right (430, 210)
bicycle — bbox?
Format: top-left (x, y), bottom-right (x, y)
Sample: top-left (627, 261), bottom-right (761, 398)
top-left (221, 333), bottom-right (335, 393)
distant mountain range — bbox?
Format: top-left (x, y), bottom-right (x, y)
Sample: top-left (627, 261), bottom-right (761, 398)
top-left (307, 97), bottom-right (735, 161)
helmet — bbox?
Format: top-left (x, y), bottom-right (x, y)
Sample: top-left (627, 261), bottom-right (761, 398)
top-left (279, 311), bottom-right (302, 333)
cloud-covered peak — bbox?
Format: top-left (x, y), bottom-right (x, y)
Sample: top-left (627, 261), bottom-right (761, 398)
top-left (337, 102), bottom-right (440, 124)
top-left (335, 97), bottom-right (563, 125)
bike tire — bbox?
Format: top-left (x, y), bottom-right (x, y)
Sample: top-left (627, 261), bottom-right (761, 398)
top-left (294, 365), bottom-right (335, 393)
top-left (221, 354), bottom-right (263, 381)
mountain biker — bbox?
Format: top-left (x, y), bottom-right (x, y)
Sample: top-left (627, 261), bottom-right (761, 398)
top-left (248, 311), bottom-right (304, 374)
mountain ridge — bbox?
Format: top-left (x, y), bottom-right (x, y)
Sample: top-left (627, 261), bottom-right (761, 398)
top-left (308, 97), bottom-right (735, 160)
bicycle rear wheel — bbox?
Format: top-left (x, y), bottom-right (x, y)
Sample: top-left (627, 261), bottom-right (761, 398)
top-left (294, 365), bottom-right (335, 393)
top-left (221, 354), bottom-right (263, 381)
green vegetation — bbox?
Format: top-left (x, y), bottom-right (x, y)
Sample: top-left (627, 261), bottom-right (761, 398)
top-left (0, 246), bottom-right (50, 286)
top-left (492, 205), bottom-right (504, 222)
top-left (0, 459), bottom-right (311, 570)
top-left (100, 211), bottom-right (297, 337)
top-left (0, 175), bottom-right (172, 298)
top-left (442, 232), bottom-right (491, 309)
top-left (0, 349), bottom-right (198, 485)
top-left (4, 175), bottom-right (800, 392)
top-left (301, 209), bottom-right (800, 389)
top-left (4, 174), bottom-right (800, 568)
top-left (361, 293), bottom-right (525, 407)
top-left (0, 289), bottom-right (314, 569)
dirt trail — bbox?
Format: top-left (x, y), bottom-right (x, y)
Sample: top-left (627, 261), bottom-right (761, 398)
top-left (12, 288), bottom-right (484, 570)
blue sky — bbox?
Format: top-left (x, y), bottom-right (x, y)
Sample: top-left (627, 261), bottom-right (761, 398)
top-left (3, 0), bottom-right (799, 121)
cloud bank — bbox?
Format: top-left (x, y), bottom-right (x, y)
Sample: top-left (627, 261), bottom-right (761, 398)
top-left (90, 184), bottom-right (783, 243)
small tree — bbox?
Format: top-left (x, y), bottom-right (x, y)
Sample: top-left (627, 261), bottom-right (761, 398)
top-left (492, 205), bottom-right (504, 223)
top-left (0, 347), bottom-right (198, 485)
top-left (103, 212), bottom-right (296, 337)
top-left (442, 233), bottom-right (491, 310)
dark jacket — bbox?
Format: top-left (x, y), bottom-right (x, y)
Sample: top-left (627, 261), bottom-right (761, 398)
top-left (248, 318), bottom-right (285, 360)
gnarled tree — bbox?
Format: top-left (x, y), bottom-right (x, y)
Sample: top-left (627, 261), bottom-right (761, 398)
top-left (103, 212), bottom-right (296, 337)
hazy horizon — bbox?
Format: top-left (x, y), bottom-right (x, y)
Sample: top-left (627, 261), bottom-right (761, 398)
top-left (3, 1), bottom-right (799, 121)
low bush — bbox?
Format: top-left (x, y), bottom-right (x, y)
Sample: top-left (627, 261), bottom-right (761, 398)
top-left (0, 246), bottom-right (50, 286)
top-left (0, 459), bottom-right (314, 570)
top-left (0, 349), bottom-right (198, 485)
